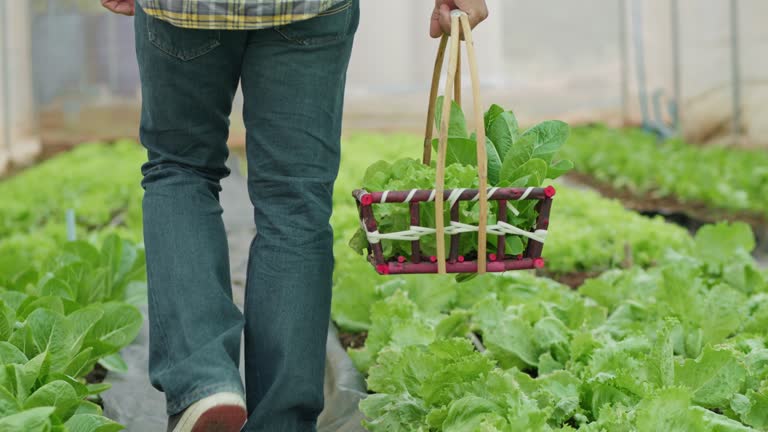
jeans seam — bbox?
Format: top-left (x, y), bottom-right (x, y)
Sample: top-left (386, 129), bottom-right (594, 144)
top-left (145, 12), bottom-right (222, 61)
top-left (272, 27), bottom-right (302, 45)
top-left (166, 383), bottom-right (245, 415)
top-left (272, 0), bottom-right (355, 46)
top-left (316, 0), bottom-right (352, 17)
top-left (248, 173), bottom-right (336, 184)
top-left (340, 0), bottom-right (354, 35)
top-left (145, 262), bottom-right (173, 361)
top-left (272, 27), bottom-right (354, 47)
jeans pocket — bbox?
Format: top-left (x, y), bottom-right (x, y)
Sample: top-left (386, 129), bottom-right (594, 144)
top-left (274, 0), bottom-right (359, 46)
top-left (147, 15), bottom-right (221, 61)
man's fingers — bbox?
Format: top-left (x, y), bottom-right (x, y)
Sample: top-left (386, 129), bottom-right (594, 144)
top-left (438, 4), bottom-right (453, 36)
top-left (431, 0), bottom-right (489, 39)
top-left (101, 0), bottom-right (135, 16)
top-left (430, 3), bottom-right (453, 38)
top-left (457, 0), bottom-right (489, 29)
top-left (430, 6), bottom-right (442, 38)
top-left (467, 8), bottom-right (489, 29)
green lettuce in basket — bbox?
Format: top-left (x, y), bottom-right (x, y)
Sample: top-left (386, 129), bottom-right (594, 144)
top-left (349, 98), bottom-right (574, 262)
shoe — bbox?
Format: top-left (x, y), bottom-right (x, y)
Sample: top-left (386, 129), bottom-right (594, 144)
top-left (168, 392), bottom-right (247, 432)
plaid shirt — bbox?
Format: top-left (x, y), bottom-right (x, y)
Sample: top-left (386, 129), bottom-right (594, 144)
top-left (138, 0), bottom-right (346, 30)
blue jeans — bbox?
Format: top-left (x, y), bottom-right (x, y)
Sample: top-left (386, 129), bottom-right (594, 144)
top-left (133, 2), bottom-right (358, 430)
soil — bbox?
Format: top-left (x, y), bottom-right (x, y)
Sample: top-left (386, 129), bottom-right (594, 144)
top-left (85, 363), bottom-right (108, 385)
top-left (1, 139), bottom-right (142, 181)
top-left (565, 172), bottom-right (767, 229)
top-left (338, 331), bottom-right (368, 350)
top-left (541, 270), bottom-right (604, 289)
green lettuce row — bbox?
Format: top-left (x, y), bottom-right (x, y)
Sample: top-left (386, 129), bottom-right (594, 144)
top-left (352, 222), bottom-right (768, 431)
top-left (0, 140), bottom-right (145, 240)
top-left (332, 180), bottom-right (693, 333)
top-left (561, 125), bottom-right (768, 216)
top-left (0, 233), bottom-right (145, 431)
top-left (0, 142), bottom-right (148, 430)
top-left (545, 182), bottom-right (694, 273)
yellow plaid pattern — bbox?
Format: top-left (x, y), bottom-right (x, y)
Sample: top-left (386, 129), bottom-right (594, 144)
top-left (139, 0), bottom-right (346, 30)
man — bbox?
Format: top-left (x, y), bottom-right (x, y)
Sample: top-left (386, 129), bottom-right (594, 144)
top-left (101, 0), bottom-right (488, 431)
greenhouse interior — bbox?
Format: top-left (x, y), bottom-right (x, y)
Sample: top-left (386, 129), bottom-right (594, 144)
top-left (2, 0), bottom-right (768, 431)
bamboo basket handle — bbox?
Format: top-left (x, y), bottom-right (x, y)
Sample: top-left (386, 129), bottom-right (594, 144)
top-left (455, 44), bottom-right (462, 107)
top-left (422, 35), bottom-right (447, 166)
top-left (429, 11), bottom-right (488, 274)
top-left (422, 37), bottom-right (462, 166)
top-left (461, 13), bottom-right (489, 274)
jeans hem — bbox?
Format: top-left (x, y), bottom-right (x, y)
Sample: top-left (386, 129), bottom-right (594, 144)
top-left (166, 383), bottom-right (246, 416)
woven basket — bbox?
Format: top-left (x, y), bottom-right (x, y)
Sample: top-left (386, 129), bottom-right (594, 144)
top-left (353, 11), bottom-right (556, 275)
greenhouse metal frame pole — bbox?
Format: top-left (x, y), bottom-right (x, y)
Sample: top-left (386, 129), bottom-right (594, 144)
top-left (32, 1), bottom-right (40, 139)
top-left (619, 0), bottom-right (629, 125)
top-left (730, 0), bottom-right (742, 139)
top-left (0, 0), bottom-right (11, 156)
top-left (630, 0), bottom-right (651, 128)
top-left (670, 0), bottom-right (681, 132)
top-left (108, 13), bottom-right (120, 96)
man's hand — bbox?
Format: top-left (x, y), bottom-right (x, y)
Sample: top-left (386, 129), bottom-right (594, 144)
top-left (430, 0), bottom-right (489, 38)
top-left (102, 0), bottom-right (135, 16)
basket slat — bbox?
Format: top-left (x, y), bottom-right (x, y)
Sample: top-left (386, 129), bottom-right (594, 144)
top-left (525, 198), bottom-right (553, 259)
top-left (409, 202), bottom-right (421, 263)
top-left (497, 199), bottom-right (507, 258)
top-left (358, 201), bottom-right (385, 266)
top-left (449, 203), bottom-right (460, 263)
top-left (353, 186), bottom-right (555, 275)
top-left (371, 256), bottom-right (540, 274)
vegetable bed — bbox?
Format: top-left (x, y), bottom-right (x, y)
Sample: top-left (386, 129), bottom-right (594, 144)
top-left (0, 141), bottom-right (145, 238)
top-left (331, 130), bottom-right (768, 431)
top-left (0, 236), bottom-right (145, 431)
top-left (0, 134), bottom-right (708, 431)
top-left (542, 182), bottom-right (693, 277)
top-left (348, 222), bottom-right (768, 431)
top-left (561, 126), bottom-right (768, 239)
top-left (0, 142), bottom-right (147, 431)
top-left (332, 133), bottom-right (695, 332)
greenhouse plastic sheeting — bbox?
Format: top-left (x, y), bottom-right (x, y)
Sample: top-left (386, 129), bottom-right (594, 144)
top-left (13, 1), bottom-right (768, 146)
top-left (102, 314), bottom-right (367, 432)
top-left (318, 324), bottom-right (368, 432)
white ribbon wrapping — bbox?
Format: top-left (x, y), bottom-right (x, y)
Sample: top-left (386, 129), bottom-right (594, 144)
top-left (365, 222), bottom-right (547, 245)
top-left (366, 186), bottom-right (544, 246)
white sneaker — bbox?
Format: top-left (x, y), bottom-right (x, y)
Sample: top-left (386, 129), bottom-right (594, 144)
top-left (168, 392), bottom-right (247, 432)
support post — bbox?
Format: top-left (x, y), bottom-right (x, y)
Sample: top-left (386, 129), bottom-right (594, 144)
top-left (619, 0), bottom-right (630, 126)
top-left (0, 0), bottom-right (12, 157)
top-left (729, 0), bottom-right (742, 141)
top-left (671, 0), bottom-right (682, 132)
